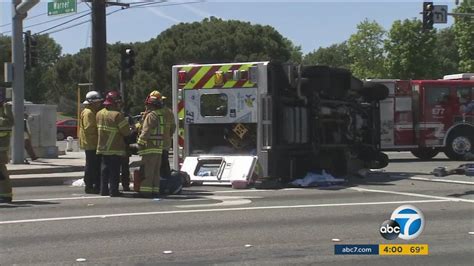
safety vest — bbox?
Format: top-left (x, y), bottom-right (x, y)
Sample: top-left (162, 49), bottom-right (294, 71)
top-left (79, 107), bottom-right (99, 150)
top-left (137, 109), bottom-right (164, 155)
top-left (96, 108), bottom-right (131, 156)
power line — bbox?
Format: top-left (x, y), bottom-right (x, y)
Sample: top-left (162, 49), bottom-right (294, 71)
top-left (36, 12), bottom-right (92, 34)
top-left (39, 1), bottom-right (202, 35)
top-left (0, 12), bottom-right (47, 28)
top-left (23, 10), bottom-right (91, 30)
top-left (44, 8), bottom-right (122, 35)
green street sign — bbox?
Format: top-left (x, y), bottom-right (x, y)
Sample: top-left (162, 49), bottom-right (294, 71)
top-left (48, 0), bottom-right (77, 16)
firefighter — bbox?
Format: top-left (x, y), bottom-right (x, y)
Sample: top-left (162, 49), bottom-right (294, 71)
top-left (148, 90), bottom-right (176, 178)
top-left (136, 92), bottom-right (165, 197)
top-left (96, 91), bottom-right (131, 197)
top-left (80, 91), bottom-right (103, 194)
top-left (0, 99), bottom-right (13, 203)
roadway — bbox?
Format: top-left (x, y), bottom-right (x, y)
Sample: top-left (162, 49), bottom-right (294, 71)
top-left (1, 152), bottom-right (473, 265)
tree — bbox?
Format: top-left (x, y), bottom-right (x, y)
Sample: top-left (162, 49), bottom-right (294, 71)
top-left (385, 19), bottom-right (438, 79)
top-left (24, 34), bottom-right (62, 102)
top-left (126, 17), bottom-right (301, 114)
top-left (453, 1), bottom-right (474, 72)
top-left (303, 42), bottom-right (352, 69)
top-left (347, 19), bottom-right (386, 79)
top-left (0, 35), bottom-right (11, 83)
top-left (435, 27), bottom-right (460, 76)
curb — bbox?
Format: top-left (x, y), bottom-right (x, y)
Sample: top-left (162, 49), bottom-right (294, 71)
top-left (11, 173), bottom-right (84, 187)
top-left (8, 166), bottom-right (85, 175)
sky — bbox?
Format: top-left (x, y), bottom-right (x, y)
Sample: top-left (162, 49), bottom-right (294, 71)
top-left (0, 0), bottom-right (456, 55)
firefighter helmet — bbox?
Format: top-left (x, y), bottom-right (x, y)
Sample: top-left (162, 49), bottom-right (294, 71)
top-left (103, 91), bottom-right (122, 106)
top-left (84, 91), bottom-right (103, 104)
top-left (149, 90), bottom-right (166, 100)
top-left (144, 90), bottom-right (164, 106)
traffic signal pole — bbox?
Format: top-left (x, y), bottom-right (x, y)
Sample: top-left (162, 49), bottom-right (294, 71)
top-left (10, 0), bottom-right (38, 164)
top-left (11, 0), bottom-right (26, 164)
top-left (91, 0), bottom-right (107, 93)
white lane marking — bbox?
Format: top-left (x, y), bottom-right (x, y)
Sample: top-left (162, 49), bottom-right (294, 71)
top-left (177, 196), bottom-right (261, 208)
top-left (0, 199), bottom-right (448, 225)
top-left (408, 176), bottom-right (474, 185)
top-left (13, 196), bottom-right (208, 203)
top-left (349, 187), bottom-right (474, 203)
top-left (210, 188), bottom-right (303, 193)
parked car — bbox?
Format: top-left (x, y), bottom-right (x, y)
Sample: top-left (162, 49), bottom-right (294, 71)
top-left (56, 119), bottom-right (78, 140)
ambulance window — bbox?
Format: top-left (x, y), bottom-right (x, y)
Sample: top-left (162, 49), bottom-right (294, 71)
top-left (425, 87), bottom-right (450, 105)
top-left (201, 93), bottom-right (228, 117)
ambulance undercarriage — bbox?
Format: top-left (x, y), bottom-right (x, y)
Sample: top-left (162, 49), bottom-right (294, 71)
top-left (172, 62), bottom-right (389, 185)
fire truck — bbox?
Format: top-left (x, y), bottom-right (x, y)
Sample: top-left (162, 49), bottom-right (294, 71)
top-left (171, 62), bottom-right (389, 185)
top-left (376, 74), bottom-right (474, 160)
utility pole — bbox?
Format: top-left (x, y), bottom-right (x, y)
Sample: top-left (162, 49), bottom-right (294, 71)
top-left (10, 0), bottom-right (39, 164)
top-left (91, 0), bottom-right (107, 93)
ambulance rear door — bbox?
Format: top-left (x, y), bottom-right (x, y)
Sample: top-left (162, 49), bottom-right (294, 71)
top-left (181, 155), bottom-right (257, 183)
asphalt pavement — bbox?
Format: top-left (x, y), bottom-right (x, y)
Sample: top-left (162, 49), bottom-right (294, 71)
top-left (1, 152), bottom-right (473, 265)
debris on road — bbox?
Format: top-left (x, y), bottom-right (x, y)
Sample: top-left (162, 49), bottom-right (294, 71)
top-left (244, 244), bottom-right (253, 248)
top-left (72, 179), bottom-right (85, 187)
top-left (76, 258), bottom-right (87, 262)
top-left (331, 239), bottom-right (341, 242)
top-left (290, 171), bottom-right (345, 187)
top-left (432, 164), bottom-right (474, 177)
top-left (163, 250), bottom-right (173, 254)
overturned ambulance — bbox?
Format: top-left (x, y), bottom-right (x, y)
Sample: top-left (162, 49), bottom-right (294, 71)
top-left (171, 62), bottom-right (389, 185)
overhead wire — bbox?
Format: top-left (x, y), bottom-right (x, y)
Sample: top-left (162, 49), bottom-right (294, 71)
top-left (38, 0), bottom-right (203, 35)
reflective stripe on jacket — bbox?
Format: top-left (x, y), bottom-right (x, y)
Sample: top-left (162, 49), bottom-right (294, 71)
top-left (79, 107), bottom-right (99, 150)
top-left (96, 108), bottom-right (131, 156)
top-left (137, 109), bottom-right (164, 155)
top-left (162, 107), bottom-right (176, 150)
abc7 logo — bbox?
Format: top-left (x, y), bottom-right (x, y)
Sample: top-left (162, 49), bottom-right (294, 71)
top-left (380, 205), bottom-right (425, 240)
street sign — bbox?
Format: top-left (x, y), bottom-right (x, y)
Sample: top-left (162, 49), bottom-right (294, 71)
top-left (47, 0), bottom-right (77, 16)
top-left (433, 5), bottom-right (448, 23)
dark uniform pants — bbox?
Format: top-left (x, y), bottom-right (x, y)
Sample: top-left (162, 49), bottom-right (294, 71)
top-left (0, 164), bottom-right (12, 199)
top-left (101, 155), bottom-right (121, 195)
top-left (121, 156), bottom-right (130, 189)
top-left (161, 149), bottom-right (171, 178)
top-left (85, 150), bottom-right (101, 190)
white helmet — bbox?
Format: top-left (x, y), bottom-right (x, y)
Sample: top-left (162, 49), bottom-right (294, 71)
top-left (85, 91), bottom-right (103, 103)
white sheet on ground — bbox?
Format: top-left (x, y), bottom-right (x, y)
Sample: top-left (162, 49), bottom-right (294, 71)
top-left (290, 171), bottom-right (345, 187)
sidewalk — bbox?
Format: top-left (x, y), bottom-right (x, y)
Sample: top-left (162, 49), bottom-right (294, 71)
top-left (7, 151), bottom-right (141, 187)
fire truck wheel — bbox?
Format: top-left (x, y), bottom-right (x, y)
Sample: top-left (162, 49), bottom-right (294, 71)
top-left (411, 148), bottom-right (439, 160)
top-left (444, 129), bottom-right (473, 161)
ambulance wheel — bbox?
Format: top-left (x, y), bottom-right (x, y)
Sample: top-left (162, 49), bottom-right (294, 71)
top-left (411, 148), bottom-right (439, 160)
top-left (369, 152), bottom-right (389, 169)
top-left (444, 129), bottom-right (474, 161)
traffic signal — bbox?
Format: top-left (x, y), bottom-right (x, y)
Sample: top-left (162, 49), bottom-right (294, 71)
top-left (121, 48), bottom-right (135, 80)
top-left (423, 2), bottom-right (434, 31)
top-left (24, 31), bottom-right (31, 69)
top-left (24, 30), bottom-right (38, 70)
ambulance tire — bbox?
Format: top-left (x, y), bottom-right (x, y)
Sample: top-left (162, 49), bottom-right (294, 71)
top-left (411, 148), bottom-right (439, 160)
top-left (373, 152), bottom-right (389, 169)
top-left (360, 82), bottom-right (389, 101)
top-left (444, 128), bottom-right (474, 161)
top-left (301, 66), bottom-right (349, 100)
